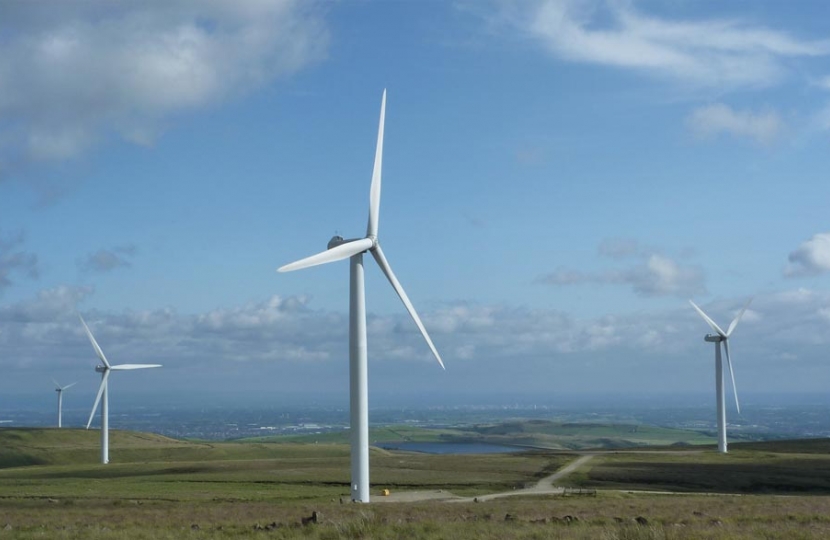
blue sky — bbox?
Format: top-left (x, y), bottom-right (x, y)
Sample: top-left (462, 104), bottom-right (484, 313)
top-left (2, 1), bottom-right (830, 414)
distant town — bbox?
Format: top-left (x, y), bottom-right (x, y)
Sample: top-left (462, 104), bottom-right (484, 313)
top-left (2, 397), bottom-right (828, 442)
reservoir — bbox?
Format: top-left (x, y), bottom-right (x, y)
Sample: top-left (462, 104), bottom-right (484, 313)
top-left (375, 442), bottom-right (525, 454)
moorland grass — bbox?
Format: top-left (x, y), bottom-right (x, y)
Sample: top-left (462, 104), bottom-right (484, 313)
top-left (1, 428), bottom-right (829, 539)
top-left (563, 442), bottom-right (830, 494)
top-left (0, 429), bottom-right (571, 503)
top-left (2, 493), bottom-right (830, 539)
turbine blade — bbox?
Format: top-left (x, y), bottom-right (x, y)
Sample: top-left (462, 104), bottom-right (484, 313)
top-left (63, 382), bottom-right (77, 390)
top-left (371, 244), bottom-right (445, 370)
top-left (688, 300), bottom-right (726, 337)
top-left (110, 364), bottom-right (162, 370)
top-left (78, 314), bottom-right (111, 368)
top-left (278, 238), bottom-right (374, 273)
top-left (366, 89), bottom-right (386, 238)
top-left (52, 378), bottom-right (60, 389)
top-left (86, 371), bottom-right (110, 429)
top-left (723, 339), bottom-right (740, 414)
top-left (726, 298), bottom-right (753, 337)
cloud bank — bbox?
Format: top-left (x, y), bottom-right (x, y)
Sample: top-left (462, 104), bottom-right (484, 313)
top-left (496, 0), bottom-right (830, 91)
top-left (2, 283), bottom-right (830, 399)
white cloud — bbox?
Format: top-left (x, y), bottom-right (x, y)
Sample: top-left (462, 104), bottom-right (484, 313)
top-left (537, 239), bottom-right (705, 298)
top-left (495, 0), bottom-right (829, 91)
top-left (687, 103), bottom-right (783, 144)
top-left (785, 232), bottom-right (830, 277)
top-left (620, 254), bottom-right (706, 297)
top-left (0, 1), bottom-right (327, 167)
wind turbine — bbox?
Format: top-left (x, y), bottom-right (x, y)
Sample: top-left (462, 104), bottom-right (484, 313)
top-left (78, 314), bottom-right (162, 464)
top-left (53, 379), bottom-right (77, 428)
top-left (689, 299), bottom-right (752, 453)
top-left (278, 90), bottom-right (445, 503)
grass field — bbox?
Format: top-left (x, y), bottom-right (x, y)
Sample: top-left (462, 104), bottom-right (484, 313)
top-left (1, 427), bottom-right (829, 539)
top-left (561, 439), bottom-right (830, 495)
top-left (247, 419), bottom-right (718, 449)
top-left (2, 489), bottom-right (830, 539)
top-left (0, 428), bottom-right (568, 498)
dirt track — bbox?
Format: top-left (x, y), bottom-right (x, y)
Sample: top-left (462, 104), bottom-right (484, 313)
top-left (375, 454), bottom-right (595, 503)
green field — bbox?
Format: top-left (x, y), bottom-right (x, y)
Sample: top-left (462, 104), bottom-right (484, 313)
top-left (0, 428), bottom-right (566, 498)
top-left (1, 426), bottom-right (829, 539)
top-left (248, 419), bottom-right (718, 449)
top-left (448, 419), bottom-right (718, 448)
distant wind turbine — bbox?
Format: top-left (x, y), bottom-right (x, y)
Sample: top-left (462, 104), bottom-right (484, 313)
top-left (278, 90), bottom-right (445, 503)
top-left (78, 314), bottom-right (162, 464)
top-left (53, 379), bottom-right (76, 428)
top-left (689, 299), bottom-right (752, 453)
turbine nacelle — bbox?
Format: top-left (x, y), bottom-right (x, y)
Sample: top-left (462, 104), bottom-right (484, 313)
top-left (95, 365), bottom-right (108, 373)
top-left (704, 334), bottom-right (723, 343)
top-left (53, 380), bottom-right (77, 393)
top-left (327, 235), bottom-right (376, 251)
top-left (328, 235), bottom-right (346, 249)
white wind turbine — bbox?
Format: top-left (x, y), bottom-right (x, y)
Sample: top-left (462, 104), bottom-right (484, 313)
top-left (79, 314), bottom-right (161, 464)
top-left (689, 299), bottom-right (752, 453)
top-left (278, 90), bottom-right (445, 503)
top-left (53, 379), bottom-right (77, 428)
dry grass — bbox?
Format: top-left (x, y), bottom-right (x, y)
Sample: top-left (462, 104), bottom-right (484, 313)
top-left (565, 448), bottom-right (830, 494)
top-left (2, 493), bottom-right (830, 539)
top-left (2, 429), bottom-right (830, 538)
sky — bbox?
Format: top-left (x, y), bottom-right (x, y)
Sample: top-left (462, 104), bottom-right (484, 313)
top-left (1, 0), bottom-right (830, 415)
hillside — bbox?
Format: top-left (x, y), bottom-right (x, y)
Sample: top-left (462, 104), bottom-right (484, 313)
top-left (0, 427), bottom-right (562, 502)
top-left (0, 428), bottom-right (341, 469)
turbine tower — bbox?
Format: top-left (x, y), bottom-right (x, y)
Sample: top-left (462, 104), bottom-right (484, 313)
top-left (689, 299), bottom-right (751, 453)
top-left (278, 90), bottom-right (445, 503)
top-left (53, 379), bottom-right (76, 428)
top-left (79, 314), bottom-right (162, 464)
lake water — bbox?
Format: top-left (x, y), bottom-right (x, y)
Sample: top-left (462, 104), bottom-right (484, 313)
top-left (375, 442), bottom-right (525, 455)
